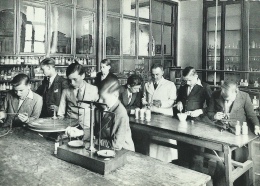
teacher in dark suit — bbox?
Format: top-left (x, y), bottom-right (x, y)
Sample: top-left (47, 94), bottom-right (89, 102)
top-left (175, 66), bottom-right (212, 121)
top-left (94, 59), bottom-right (118, 89)
top-left (36, 58), bottom-right (69, 117)
top-left (119, 74), bottom-right (142, 115)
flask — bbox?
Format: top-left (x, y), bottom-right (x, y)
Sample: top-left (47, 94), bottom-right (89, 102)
top-left (242, 122), bottom-right (248, 135)
top-left (145, 108), bottom-right (151, 122)
top-left (254, 81), bottom-right (259, 88)
top-left (244, 79), bottom-right (248, 86)
top-left (253, 96), bottom-right (259, 110)
top-left (240, 79), bottom-right (244, 86)
top-left (235, 121), bottom-right (241, 136)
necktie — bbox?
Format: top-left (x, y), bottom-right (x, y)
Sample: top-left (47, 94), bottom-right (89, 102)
top-left (154, 82), bottom-right (158, 89)
top-left (77, 88), bottom-right (83, 101)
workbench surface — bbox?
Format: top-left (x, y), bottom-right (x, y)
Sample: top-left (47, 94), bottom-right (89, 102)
top-left (0, 127), bottom-right (211, 186)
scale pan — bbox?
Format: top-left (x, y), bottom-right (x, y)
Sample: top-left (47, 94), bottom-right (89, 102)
top-left (68, 140), bottom-right (84, 147)
top-left (97, 150), bottom-right (116, 157)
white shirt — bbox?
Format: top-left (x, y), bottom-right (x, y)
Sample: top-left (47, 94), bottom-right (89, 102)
top-left (49, 73), bottom-right (57, 88)
top-left (127, 89), bottom-right (132, 104)
top-left (187, 78), bottom-right (203, 95)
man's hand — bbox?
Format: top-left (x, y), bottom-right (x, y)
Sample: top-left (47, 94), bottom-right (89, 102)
top-left (65, 126), bottom-right (84, 138)
top-left (254, 126), bottom-right (260, 135)
top-left (18, 113), bottom-right (29, 123)
top-left (189, 109), bottom-right (203, 117)
top-left (0, 111), bottom-right (7, 120)
top-left (49, 105), bottom-right (58, 112)
top-left (153, 100), bottom-right (162, 108)
top-left (214, 112), bottom-right (225, 120)
top-left (142, 97), bottom-right (148, 105)
top-left (176, 101), bottom-right (183, 112)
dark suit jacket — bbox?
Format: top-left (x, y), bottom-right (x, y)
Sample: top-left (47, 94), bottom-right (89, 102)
top-left (207, 90), bottom-right (260, 129)
top-left (176, 82), bottom-right (212, 114)
top-left (36, 74), bottom-right (68, 117)
top-left (2, 91), bottom-right (42, 126)
top-left (94, 100), bottom-right (135, 151)
top-left (94, 72), bottom-right (118, 89)
top-left (119, 85), bottom-right (142, 114)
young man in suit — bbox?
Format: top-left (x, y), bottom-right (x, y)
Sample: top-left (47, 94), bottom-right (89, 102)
top-left (36, 58), bottom-right (69, 117)
top-left (142, 64), bottom-right (177, 116)
top-left (207, 80), bottom-right (260, 186)
top-left (176, 66), bottom-right (212, 121)
top-left (94, 59), bottom-right (118, 89)
top-left (57, 61), bottom-right (99, 139)
top-left (0, 74), bottom-right (43, 127)
top-left (208, 80), bottom-right (260, 134)
top-left (119, 74), bottom-right (142, 115)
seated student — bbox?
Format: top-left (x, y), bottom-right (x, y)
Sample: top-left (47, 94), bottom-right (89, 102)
top-left (207, 80), bottom-right (260, 186)
top-left (66, 77), bottom-right (135, 151)
top-left (119, 74), bottom-right (142, 115)
top-left (175, 66), bottom-right (212, 121)
top-left (208, 80), bottom-right (260, 134)
top-left (57, 61), bottom-right (99, 139)
top-left (36, 58), bottom-right (69, 117)
top-left (0, 74), bottom-right (43, 127)
top-left (94, 59), bottom-right (118, 89)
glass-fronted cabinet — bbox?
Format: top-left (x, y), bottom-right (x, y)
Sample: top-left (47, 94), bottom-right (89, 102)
top-left (203, 0), bottom-right (243, 84)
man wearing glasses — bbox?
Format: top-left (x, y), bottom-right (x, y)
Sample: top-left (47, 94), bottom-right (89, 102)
top-left (119, 74), bottom-right (142, 115)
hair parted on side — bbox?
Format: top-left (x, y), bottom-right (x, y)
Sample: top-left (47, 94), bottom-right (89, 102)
top-left (151, 63), bottom-right (163, 71)
top-left (100, 59), bottom-right (111, 66)
top-left (99, 76), bottom-right (120, 95)
top-left (127, 74), bottom-right (142, 87)
top-left (182, 66), bottom-right (197, 77)
top-left (66, 59), bottom-right (85, 77)
top-left (40, 58), bottom-right (55, 67)
top-left (11, 74), bottom-right (30, 87)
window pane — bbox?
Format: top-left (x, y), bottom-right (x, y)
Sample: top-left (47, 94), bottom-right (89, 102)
top-left (139, 22), bottom-right (149, 56)
top-left (51, 0), bottom-right (72, 4)
top-left (139, 0), bottom-right (150, 19)
top-left (152, 23), bottom-right (162, 56)
top-left (76, 11), bottom-right (94, 54)
top-left (164, 4), bottom-right (172, 23)
top-left (106, 16), bottom-right (120, 55)
top-left (163, 60), bottom-right (172, 79)
top-left (123, 0), bottom-right (136, 16)
top-left (107, 0), bottom-right (120, 13)
top-left (20, 1), bottom-right (46, 53)
top-left (110, 59), bottom-right (120, 73)
top-left (0, 0), bottom-right (14, 53)
top-left (151, 0), bottom-right (162, 22)
top-left (163, 26), bottom-right (172, 55)
top-left (123, 19), bottom-right (136, 56)
top-left (77, 0), bottom-right (94, 9)
top-left (50, 5), bottom-right (72, 54)
top-left (123, 59), bottom-right (136, 71)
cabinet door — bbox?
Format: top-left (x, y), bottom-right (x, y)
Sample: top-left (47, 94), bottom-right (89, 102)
top-left (249, 2), bottom-right (260, 85)
top-left (0, 0), bottom-right (15, 54)
top-left (224, 3), bottom-right (242, 82)
top-left (205, 5), bottom-right (222, 83)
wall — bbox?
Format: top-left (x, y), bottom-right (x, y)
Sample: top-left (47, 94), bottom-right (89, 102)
top-left (177, 1), bottom-right (203, 69)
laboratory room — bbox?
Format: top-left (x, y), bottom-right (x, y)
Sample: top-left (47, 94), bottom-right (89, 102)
top-left (1, 0), bottom-right (260, 185)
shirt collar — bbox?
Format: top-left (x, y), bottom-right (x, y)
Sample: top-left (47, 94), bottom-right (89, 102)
top-left (20, 90), bottom-right (33, 100)
top-left (49, 73), bottom-right (57, 84)
top-left (127, 88), bottom-right (132, 97)
top-left (196, 78), bottom-right (203, 87)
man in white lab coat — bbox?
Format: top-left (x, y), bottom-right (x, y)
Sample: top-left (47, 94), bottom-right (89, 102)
top-left (142, 64), bottom-right (177, 116)
top-left (142, 64), bottom-right (177, 162)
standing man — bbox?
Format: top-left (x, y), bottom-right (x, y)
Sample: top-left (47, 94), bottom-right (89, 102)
top-left (57, 61), bottom-right (99, 139)
top-left (142, 64), bottom-right (177, 162)
top-left (142, 64), bottom-right (176, 116)
top-left (0, 74), bottom-right (42, 127)
top-left (36, 58), bottom-right (69, 117)
top-left (176, 66), bottom-right (212, 121)
top-left (119, 74), bottom-right (142, 115)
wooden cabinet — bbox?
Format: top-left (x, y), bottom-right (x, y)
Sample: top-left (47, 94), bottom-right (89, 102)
top-left (202, 0), bottom-right (260, 86)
